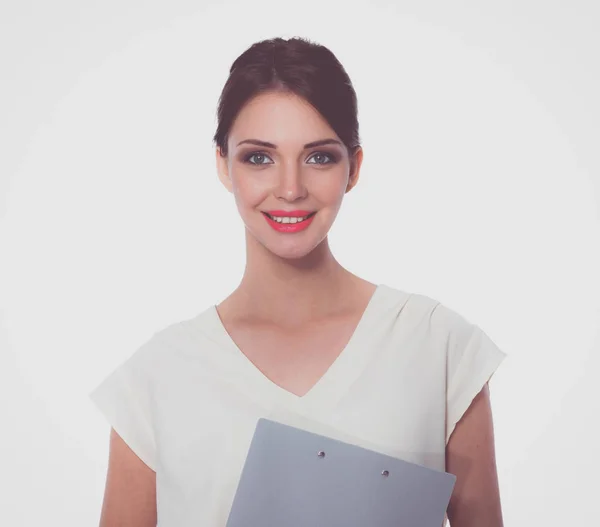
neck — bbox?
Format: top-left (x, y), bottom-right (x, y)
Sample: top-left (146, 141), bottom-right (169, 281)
top-left (232, 231), bottom-right (359, 325)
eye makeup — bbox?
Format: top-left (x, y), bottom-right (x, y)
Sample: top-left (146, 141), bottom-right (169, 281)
top-left (239, 150), bottom-right (340, 166)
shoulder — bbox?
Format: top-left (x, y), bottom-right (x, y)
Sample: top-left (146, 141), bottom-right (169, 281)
top-left (380, 284), bottom-right (473, 337)
top-left (120, 305), bottom-right (218, 375)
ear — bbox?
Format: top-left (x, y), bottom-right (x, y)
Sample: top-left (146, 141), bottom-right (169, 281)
top-left (216, 146), bottom-right (233, 193)
top-left (345, 146), bottom-right (363, 193)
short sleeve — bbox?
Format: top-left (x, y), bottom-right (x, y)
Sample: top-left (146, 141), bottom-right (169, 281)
top-left (89, 339), bottom-right (158, 471)
top-left (443, 311), bottom-right (507, 445)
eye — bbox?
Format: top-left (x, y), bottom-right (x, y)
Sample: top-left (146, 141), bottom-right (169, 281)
top-left (307, 152), bottom-right (337, 165)
top-left (243, 152), bottom-right (274, 165)
top-left (242, 151), bottom-right (338, 166)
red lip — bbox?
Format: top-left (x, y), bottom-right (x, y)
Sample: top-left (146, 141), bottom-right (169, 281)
top-left (265, 210), bottom-right (314, 217)
top-left (262, 210), bottom-right (317, 233)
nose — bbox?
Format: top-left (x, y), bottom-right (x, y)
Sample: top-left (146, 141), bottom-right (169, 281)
top-left (274, 161), bottom-right (308, 202)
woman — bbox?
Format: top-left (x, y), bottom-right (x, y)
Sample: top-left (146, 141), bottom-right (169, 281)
top-left (90, 36), bottom-right (506, 526)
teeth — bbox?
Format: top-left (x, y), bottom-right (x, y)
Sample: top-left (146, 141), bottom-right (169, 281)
top-left (271, 215), bottom-right (309, 224)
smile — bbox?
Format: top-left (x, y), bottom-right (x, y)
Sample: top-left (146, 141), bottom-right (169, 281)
top-left (261, 211), bottom-right (317, 233)
top-left (264, 212), bottom-right (316, 224)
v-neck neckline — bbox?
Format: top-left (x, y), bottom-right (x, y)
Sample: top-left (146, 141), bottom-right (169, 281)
top-left (208, 284), bottom-right (384, 412)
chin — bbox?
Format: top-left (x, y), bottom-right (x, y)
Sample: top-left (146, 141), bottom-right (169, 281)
top-left (248, 228), bottom-right (328, 261)
top-left (244, 212), bottom-right (333, 260)
top-left (262, 238), bottom-right (323, 260)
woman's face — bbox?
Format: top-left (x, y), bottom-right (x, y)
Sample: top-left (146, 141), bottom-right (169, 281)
top-left (216, 90), bottom-right (363, 260)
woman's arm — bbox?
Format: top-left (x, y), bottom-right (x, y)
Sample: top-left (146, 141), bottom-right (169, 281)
top-left (446, 383), bottom-right (504, 526)
top-left (97, 428), bottom-right (157, 527)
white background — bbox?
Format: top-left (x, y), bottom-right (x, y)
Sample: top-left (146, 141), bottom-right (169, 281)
top-left (1, 0), bottom-right (599, 525)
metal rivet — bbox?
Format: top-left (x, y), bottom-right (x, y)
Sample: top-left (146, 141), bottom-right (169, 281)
top-left (381, 470), bottom-right (389, 477)
top-left (317, 451), bottom-right (326, 458)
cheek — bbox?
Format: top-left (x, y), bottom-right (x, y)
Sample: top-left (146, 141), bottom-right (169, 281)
top-left (231, 174), bottom-right (268, 208)
top-left (230, 165), bottom-right (349, 208)
top-left (309, 171), bottom-right (348, 203)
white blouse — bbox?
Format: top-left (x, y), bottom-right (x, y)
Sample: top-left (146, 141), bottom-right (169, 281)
top-left (89, 283), bottom-right (507, 526)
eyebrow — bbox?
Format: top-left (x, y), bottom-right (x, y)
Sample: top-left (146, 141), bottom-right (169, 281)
top-left (236, 138), bottom-right (343, 149)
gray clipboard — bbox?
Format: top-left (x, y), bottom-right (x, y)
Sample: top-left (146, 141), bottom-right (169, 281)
top-left (226, 418), bottom-right (456, 527)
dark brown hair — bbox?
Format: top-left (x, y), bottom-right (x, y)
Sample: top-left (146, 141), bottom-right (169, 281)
top-left (213, 37), bottom-right (361, 160)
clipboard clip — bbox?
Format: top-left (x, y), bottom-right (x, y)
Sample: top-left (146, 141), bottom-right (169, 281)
top-left (317, 450), bottom-right (390, 477)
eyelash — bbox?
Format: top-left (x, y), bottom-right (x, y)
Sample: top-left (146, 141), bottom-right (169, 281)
top-left (242, 151), bottom-right (338, 166)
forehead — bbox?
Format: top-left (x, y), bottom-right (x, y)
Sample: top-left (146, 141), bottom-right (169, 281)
top-left (228, 91), bottom-right (337, 146)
